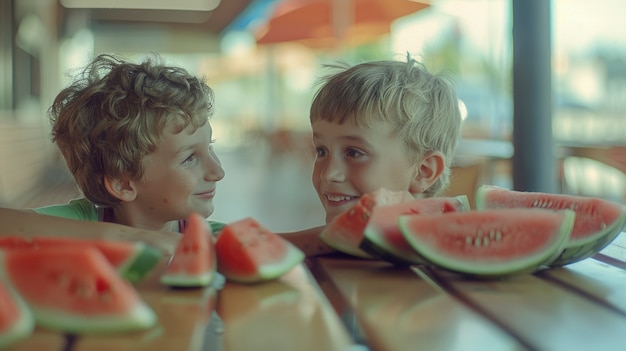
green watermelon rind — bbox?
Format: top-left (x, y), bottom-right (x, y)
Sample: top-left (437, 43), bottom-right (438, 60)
top-left (358, 238), bottom-right (427, 266)
top-left (223, 245), bottom-right (306, 284)
top-left (0, 249), bottom-right (158, 335)
top-left (117, 243), bottom-right (163, 284)
top-left (0, 281), bottom-right (34, 349)
top-left (360, 195), bottom-right (471, 265)
top-left (319, 232), bottom-right (374, 259)
top-left (399, 210), bottom-right (576, 277)
top-left (31, 303), bottom-right (157, 334)
top-left (476, 184), bottom-right (626, 267)
top-left (549, 209), bottom-right (626, 266)
top-left (160, 270), bottom-right (215, 288)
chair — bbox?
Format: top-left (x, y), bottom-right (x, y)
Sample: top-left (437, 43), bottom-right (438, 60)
top-left (441, 161), bottom-right (486, 209)
top-left (558, 145), bottom-right (626, 203)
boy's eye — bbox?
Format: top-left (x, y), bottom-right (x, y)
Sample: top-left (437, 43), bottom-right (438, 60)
top-left (315, 147), bottom-right (327, 157)
top-left (182, 153), bottom-right (197, 166)
top-left (346, 148), bottom-right (365, 158)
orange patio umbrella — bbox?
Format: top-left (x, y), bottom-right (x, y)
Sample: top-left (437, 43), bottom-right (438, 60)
top-left (255, 0), bottom-right (430, 49)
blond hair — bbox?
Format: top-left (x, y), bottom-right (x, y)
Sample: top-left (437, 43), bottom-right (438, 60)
top-left (309, 55), bottom-right (461, 196)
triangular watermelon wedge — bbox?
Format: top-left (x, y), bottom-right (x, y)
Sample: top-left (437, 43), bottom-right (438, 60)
top-left (215, 217), bottom-right (305, 283)
top-left (475, 185), bottom-right (626, 266)
top-left (399, 208), bottom-right (575, 278)
top-left (0, 236), bottom-right (162, 284)
top-left (361, 195), bottom-right (471, 265)
top-left (0, 246), bottom-right (157, 334)
top-left (320, 188), bottom-right (414, 258)
top-left (0, 280), bottom-right (34, 349)
top-left (161, 213), bottom-right (216, 288)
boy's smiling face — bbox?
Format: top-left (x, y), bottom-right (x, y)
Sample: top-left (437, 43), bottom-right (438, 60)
top-left (311, 119), bottom-right (419, 223)
top-left (130, 121), bottom-right (224, 227)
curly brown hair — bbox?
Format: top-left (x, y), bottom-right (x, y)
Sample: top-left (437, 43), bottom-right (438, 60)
top-left (49, 53), bottom-right (215, 206)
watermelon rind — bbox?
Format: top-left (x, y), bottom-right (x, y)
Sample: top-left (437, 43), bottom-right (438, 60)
top-left (225, 246), bottom-right (305, 284)
top-left (399, 209), bottom-right (575, 278)
top-left (360, 195), bottom-right (471, 266)
top-left (0, 248), bottom-right (158, 334)
top-left (320, 233), bottom-right (374, 259)
top-left (476, 184), bottom-right (626, 266)
top-left (359, 239), bottom-right (427, 266)
top-left (33, 303), bottom-right (157, 334)
top-left (0, 282), bottom-right (34, 349)
top-left (160, 270), bottom-right (215, 288)
top-left (549, 208), bottom-right (626, 266)
top-left (258, 246), bottom-right (305, 280)
top-left (118, 243), bottom-right (163, 284)
top-left (161, 213), bottom-right (216, 288)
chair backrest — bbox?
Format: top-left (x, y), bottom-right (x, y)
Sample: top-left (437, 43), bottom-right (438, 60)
top-left (441, 162), bottom-right (485, 209)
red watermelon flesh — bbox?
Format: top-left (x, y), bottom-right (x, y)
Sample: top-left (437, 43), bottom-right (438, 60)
top-left (0, 246), bottom-right (157, 334)
top-left (161, 213), bottom-right (216, 287)
top-left (476, 185), bottom-right (626, 243)
top-left (475, 185), bottom-right (626, 265)
top-left (0, 236), bottom-right (162, 284)
top-left (361, 195), bottom-right (471, 265)
top-left (399, 208), bottom-right (575, 277)
top-left (215, 218), bottom-right (305, 283)
top-left (0, 280), bottom-right (33, 349)
top-left (320, 188), bottom-right (414, 258)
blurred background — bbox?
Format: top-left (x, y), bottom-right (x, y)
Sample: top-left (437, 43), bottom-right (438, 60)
top-left (2, 0), bottom-right (626, 232)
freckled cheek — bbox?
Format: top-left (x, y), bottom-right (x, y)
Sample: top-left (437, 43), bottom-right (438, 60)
top-left (162, 198), bottom-right (169, 204)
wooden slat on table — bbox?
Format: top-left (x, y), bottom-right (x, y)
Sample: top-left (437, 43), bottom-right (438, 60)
top-left (10, 259), bottom-right (217, 351)
top-left (424, 267), bottom-right (626, 351)
top-left (534, 232), bottom-right (626, 315)
top-left (537, 258), bottom-right (626, 315)
top-left (217, 263), bottom-right (354, 351)
top-left (314, 257), bottom-right (524, 351)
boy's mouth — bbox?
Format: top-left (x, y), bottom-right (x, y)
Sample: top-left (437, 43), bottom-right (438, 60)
top-left (325, 193), bottom-right (359, 206)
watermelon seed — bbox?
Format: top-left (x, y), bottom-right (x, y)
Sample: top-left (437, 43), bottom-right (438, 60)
top-left (99, 291), bottom-right (112, 303)
top-left (482, 236), bottom-right (489, 246)
top-left (466, 236), bottom-right (472, 245)
top-left (474, 237), bottom-right (482, 247)
top-left (75, 282), bottom-right (92, 299)
top-left (489, 230), bottom-right (495, 239)
top-left (495, 232), bottom-right (502, 241)
top-left (54, 273), bottom-right (69, 288)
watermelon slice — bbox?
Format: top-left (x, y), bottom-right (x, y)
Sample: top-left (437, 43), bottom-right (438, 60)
top-left (399, 208), bottom-right (575, 277)
top-left (215, 218), bottom-right (305, 283)
top-left (475, 185), bottom-right (626, 266)
top-left (0, 246), bottom-right (157, 334)
top-left (0, 280), bottom-right (34, 349)
top-left (360, 195), bottom-right (471, 265)
top-left (161, 213), bottom-right (216, 287)
top-left (320, 188), bottom-right (414, 258)
top-left (0, 236), bottom-right (162, 284)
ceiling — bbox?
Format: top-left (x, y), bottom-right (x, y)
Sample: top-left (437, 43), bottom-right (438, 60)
top-left (57, 0), bottom-right (262, 54)
top-left (60, 0), bottom-right (255, 36)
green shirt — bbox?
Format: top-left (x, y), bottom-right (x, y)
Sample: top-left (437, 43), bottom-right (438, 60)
top-left (33, 198), bottom-right (225, 234)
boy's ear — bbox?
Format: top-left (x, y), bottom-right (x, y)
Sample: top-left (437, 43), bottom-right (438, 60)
top-left (104, 176), bottom-right (137, 202)
top-left (409, 152), bottom-right (445, 194)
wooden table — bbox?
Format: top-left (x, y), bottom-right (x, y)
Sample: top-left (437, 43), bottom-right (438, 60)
top-left (308, 233), bottom-right (626, 351)
top-left (10, 234), bottom-right (626, 351)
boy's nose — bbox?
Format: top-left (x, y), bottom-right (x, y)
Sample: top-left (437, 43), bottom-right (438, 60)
top-left (203, 153), bottom-right (225, 182)
top-left (320, 157), bottom-right (346, 183)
